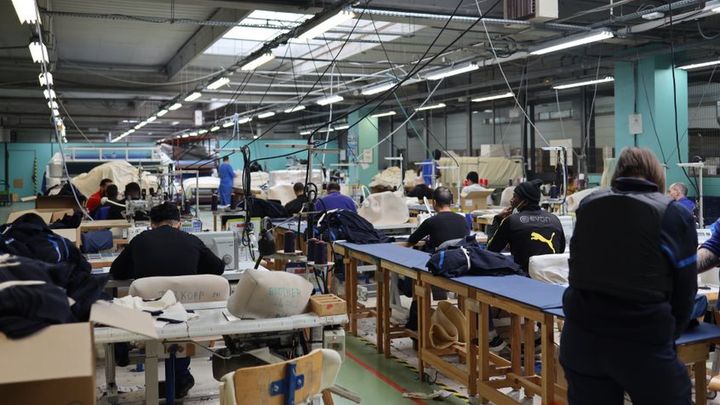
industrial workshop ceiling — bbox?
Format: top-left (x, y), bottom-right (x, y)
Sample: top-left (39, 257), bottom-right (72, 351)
top-left (0, 0), bottom-right (719, 142)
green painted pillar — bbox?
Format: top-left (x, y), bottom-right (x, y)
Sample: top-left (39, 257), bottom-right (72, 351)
top-left (614, 54), bottom-right (688, 190)
top-left (348, 109), bottom-right (379, 186)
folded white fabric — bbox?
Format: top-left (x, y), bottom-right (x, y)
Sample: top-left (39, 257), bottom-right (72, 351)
top-left (113, 290), bottom-right (198, 324)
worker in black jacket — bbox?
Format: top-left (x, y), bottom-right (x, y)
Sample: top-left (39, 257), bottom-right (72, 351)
top-left (486, 179), bottom-right (565, 271)
top-left (407, 186), bottom-right (469, 252)
top-left (284, 182), bottom-right (309, 215)
top-left (110, 202), bottom-right (224, 398)
top-left (560, 147), bottom-right (697, 405)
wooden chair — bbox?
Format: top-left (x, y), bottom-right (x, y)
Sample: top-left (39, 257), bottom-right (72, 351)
top-left (219, 349), bottom-right (342, 405)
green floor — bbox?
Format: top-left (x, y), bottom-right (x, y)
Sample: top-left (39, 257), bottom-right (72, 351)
top-left (334, 336), bottom-right (467, 405)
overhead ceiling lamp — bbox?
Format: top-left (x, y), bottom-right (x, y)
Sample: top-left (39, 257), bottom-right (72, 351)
top-left (168, 103), bottom-right (182, 111)
top-left (51, 108), bottom-right (60, 117)
top-left (334, 124), bottom-right (350, 130)
top-left (198, 129), bottom-right (208, 135)
top-left (222, 121), bottom-right (234, 128)
top-left (530, 29), bottom-right (614, 56)
top-left (284, 105), bottom-right (306, 113)
top-left (240, 53), bottom-right (275, 71)
top-left (171, 121), bottom-right (180, 126)
top-left (553, 76), bottom-right (614, 90)
top-left (425, 62), bottom-right (479, 81)
top-left (127, 129), bottom-right (135, 134)
top-left (316, 95), bottom-right (344, 106)
top-left (299, 130), bottom-right (312, 135)
top-left (678, 59), bottom-right (720, 70)
top-left (361, 81), bottom-right (396, 96)
top-left (207, 77), bottom-right (230, 90)
top-left (12, 0), bottom-right (40, 24)
top-left (47, 101), bottom-right (58, 109)
top-left (210, 126), bottom-right (220, 132)
top-left (294, 10), bottom-right (355, 41)
top-left (146, 116), bottom-right (157, 123)
top-left (184, 92), bottom-right (202, 102)
top-left (371, 111), bottom-right (397, 118)
top-left (28, 41), bottom-right (48, 63)
top-left (238, 117), bottom-right (252, 124)
top-left (258, 111), bottom-right (276, 119)
top-left (43, 89), bottom-right (55, 99)
top-left (38, 72), bottom-right (53, 87)
top-left (135, 122), bottom-right (148, 129)
top-left (416, 103), bottom-right (446, 111)
top-left (156, 109), bottom-right (168, 117)
top-left (471, 91), bottom-right (514, 103)
top-left (641, 11), bottom-right (664, 20)
top-left (182, 134), bottom-right (190, 138)
top-left (188, 131), bottom-right (198, 137)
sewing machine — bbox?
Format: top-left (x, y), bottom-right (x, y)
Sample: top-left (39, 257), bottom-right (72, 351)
top-left (192, 231), bottom-right (239, 271)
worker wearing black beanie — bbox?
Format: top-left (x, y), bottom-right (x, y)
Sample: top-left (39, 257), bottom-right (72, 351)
top-left (486, 179), bottom-right (565, 272)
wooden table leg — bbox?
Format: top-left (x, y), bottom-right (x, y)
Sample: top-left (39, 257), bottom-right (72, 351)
top-left (478, 302), bottom-right (490, 404)
top-left (524, 319), bottom-right (535, 378)
top-left (696, 360), bottom-right (707, 405)
top-left (375, 265), bottom-right (384, 354)
top-left (511, 315), bottom-right (522, 390)
top-left (383, 269), bottom-right (391, 358)
top-left (416, 282), bottom-right (429, 382)
top-left (350, 258), bottom-right (358, 335)
top-left (343, 257), bottom-right (351, 332)
top-left (541, 314), bottom-right (555, 404)
top-left (466, 298), bottom-right (479, 398)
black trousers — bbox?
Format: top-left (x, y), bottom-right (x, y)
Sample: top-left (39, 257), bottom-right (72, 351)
top-left (559, 321), bottom-right (691, 405)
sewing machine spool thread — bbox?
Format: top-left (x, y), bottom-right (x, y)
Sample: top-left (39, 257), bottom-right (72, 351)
top-left (315, 241), bottom-right (328, 265)
top-left (284, 231), bottom-right (297, 253)
top-left (307, 239), bottom-right (318, 262)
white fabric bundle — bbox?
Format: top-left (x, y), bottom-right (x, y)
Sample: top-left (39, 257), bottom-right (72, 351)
top-left (227, 268), bottom-right (313, 319)
top-left (358, 189), bottom-right (409, 226)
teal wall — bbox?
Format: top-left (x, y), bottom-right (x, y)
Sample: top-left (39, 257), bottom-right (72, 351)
top-left (219, 139), bottom-right (339, 172)
top-left (348, 109), bottom-right (379, 185)
top-left (614, 55), bottom-right (690, 193)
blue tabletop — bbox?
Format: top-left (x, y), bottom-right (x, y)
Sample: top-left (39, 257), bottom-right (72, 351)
top-left (453, 275), bottom-right (565, 310)
top-left (336, 242), bottom-right (431, 270)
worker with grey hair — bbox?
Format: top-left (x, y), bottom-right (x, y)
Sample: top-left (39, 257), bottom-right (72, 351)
top-left (668, 182), bottom-right (695, 213)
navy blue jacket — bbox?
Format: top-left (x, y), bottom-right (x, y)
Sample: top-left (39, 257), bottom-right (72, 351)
top-left (427, 239), bottom-right (524, 278)
top-left (563, 178), bottom-right (697, 343)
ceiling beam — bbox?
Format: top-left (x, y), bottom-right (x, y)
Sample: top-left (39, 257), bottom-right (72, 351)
top-left (165, 8), bottom-right (251, 80)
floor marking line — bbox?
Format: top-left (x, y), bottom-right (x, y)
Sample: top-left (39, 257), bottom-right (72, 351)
top-left (345, 350), bottom-right (427, 405)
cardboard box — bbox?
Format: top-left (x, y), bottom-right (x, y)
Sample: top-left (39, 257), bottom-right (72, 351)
top-left (460, 189), bottom-right (494, 211)
top-left (0, 302), bottom-right (157, 405)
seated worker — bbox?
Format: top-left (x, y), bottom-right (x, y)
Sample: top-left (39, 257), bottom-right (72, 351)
top-left (486, 179), bottom-right (565, 272)
top-left (315, 182), bottom-right (356, 213)
top-left (669, 182), bottom-right (695, 213)
top-left (110, 202), bottom-right (224, 398)
top-left (285, 182), bottom-right (308, 215)
top-left (461, 171), bottom-right (493, 206)
top-left (122, 182), bottom-right (142, 203)
top-left (99, 184), bottom-right (125, 220)
top-left (87, 178), bottom-right (113, 213)
top-left (406, 186), bottom-right (469, 252)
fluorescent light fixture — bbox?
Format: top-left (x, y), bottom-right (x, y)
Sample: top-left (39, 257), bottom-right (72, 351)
top-left (12, 0), bottom-right (40, 24)
top-left (318, 127), bottom-right (334, 133)
top-left (371, 111), bottom-right (397, 118)
top-left (316, 95), bottom-right (344, 106)
top-left (334, 124), bottom-right (350, 130)
top-left (127, 129), bottom-right (135, 134)
top-left (188, 131), bottom-right (198, 137)
top-left (135, 121), bottom-right (147, 129)
top-left (295, 10), bottom-right (355, 41)
top-left (258, 111), bottom-right (276, 119)
top-left (198, 129), bottom-right (208, 134)
top-left (284, 105), bottom-right (306, 113)
top-left (530, 29), bottom-right (614, 56)
top-left (182, 134), bottom-right (190, 138)
top-left (210, 126), bottom-right (220, 132)
top-left (171, 121), bottom-right (180, 126)
top-left (713, 6), bottom-right (720, 13)
top-left (426, 62), bottom-right (479, 81)
top-left (361, 81), bottom-right (395, 96)
top-left (553, 76), bottom-right (614, 90)
top-left (641, 11), bottom-right (664, 20)
top-left (416, 103), bottom-right (446, 111)
top-left (184, 92), bottom-right (202, 102)
top-left (207, 77), bottom-right (230, 90)
top-left (168, 103), bottom-right (182, 111)
top-left (38, 72), bottom-right (53, 87)
top-left (157, 109), bottom-right (168, 117)
top-left (222, 121), bottom-right (234, 128)
top-left (471, 91), bottom-right (514, 103)
top-left (51, 108), bottom-right (59, 117)
top-left (678, 59), bottom-right (720, 70)
top-left (253, 135), bottom-right (259, 139)
top-left (47, 101), bottom-right (58, 109)
top-left (241, 53), bottom-right (275, 71)
top-left (238, 117), bottom-right (252, 124)
top-left (28, 41), bottom-right (48, 63)
top-left (43, 89), bottom-right (55, 99)
top-left (300, 130), bottom-right (312, 135)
